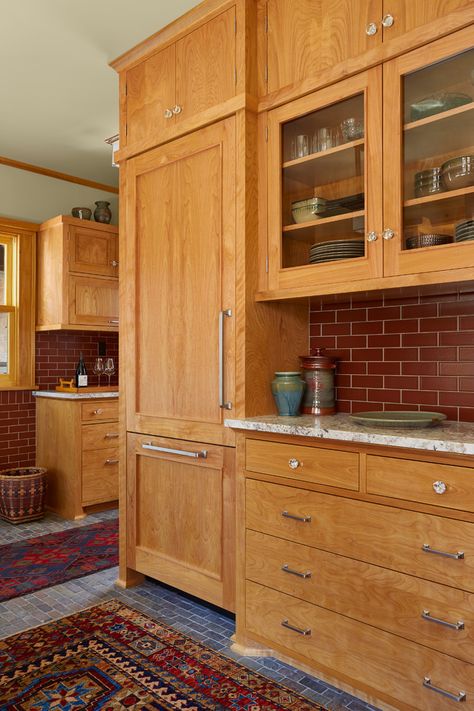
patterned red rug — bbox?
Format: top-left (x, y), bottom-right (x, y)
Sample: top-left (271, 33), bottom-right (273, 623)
top-left (0, 518), bottom-right (118, 601)
top-left (0, 599), bottom-right (326, 710)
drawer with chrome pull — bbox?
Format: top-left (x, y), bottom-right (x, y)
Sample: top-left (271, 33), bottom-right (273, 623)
top-left (246, 529), bottom-right (474, 663)
top-left (246, 580), bottom-right (474, 710)
top-left (246, 479), bottom-right (474, 591)
top-left (245, 439), bottom-right (359, 490)
top-left (367, 455), bottom-right (474, 512)
top-left (82, 448), bottom-right (119, 505)
top-left (82, 422), bottom-right (120, 450)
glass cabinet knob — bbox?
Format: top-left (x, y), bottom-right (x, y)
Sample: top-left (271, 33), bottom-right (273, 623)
top-left (164, 108), bottom-right (173, 119)
top-left (288, 458), bottom-right (301, 469)
top-left (382, 228), bottom-right (395, 240)
top-left (382, 14), bottom-right (395, 28)
top-left (366, 231), bottom-right (378, 242)
top-left (172, 105), bottom-right (183, 115)
top-left (433, 480), bottom-right (447, 495)
top-left (365, 22), bottom-right (378, 36)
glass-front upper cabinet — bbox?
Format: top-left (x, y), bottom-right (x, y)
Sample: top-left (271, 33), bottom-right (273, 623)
top-left (383, 26), bottom-right (474, 276)
top-left (265, 69), bottom-right (383, 294)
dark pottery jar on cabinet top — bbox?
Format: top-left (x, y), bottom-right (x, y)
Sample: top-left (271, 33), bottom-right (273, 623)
top-left (93, 201), bottom-right (112, 224)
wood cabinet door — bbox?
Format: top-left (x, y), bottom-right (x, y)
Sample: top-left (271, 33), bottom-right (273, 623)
top-left (265, 0), bottom-right (381, 95)
top-left (68, 225), bottom-right (118, 277)
top-left (126, 433), bottom-right (235, 611)
top-left (125, 44), bottom-right (176, 148)
top-left (68, 275), bottom-right (119, 329)
top-left (383, 0), bottom-right (474, 42)
top-left (123, 119), bottom-right (235, 446)
top-left (175, 8), bottom-right (236, 120)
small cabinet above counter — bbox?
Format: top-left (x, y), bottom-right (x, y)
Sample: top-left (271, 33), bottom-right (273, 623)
top-left (36, 215), bottom-right (119, 332)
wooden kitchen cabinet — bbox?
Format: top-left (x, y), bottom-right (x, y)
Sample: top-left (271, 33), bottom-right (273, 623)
top-left (259, 25), bottom-right (474, 299)
top-left (235, 432), bottom-right (474, 709)
top-left (259, 0), bottom-right (474, 99)
top-left (36, 395), bottom-right (119, 520)
top-left (116, 6), bottom-right (237, 155)
top-left (127, 432), bottom-right (235, 611)
top-left (36, 215), bottom-right (119, 331)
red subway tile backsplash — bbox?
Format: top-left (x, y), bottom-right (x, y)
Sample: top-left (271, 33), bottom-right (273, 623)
top-left (310, 293), bottom-right (474, 421)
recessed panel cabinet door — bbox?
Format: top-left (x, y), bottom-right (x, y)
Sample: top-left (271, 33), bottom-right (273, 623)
top-left (68, 276), bottom-right (119, 328)
top-left (266, 0), bottom-right (381, 95)
top-left (383, 0), bottom-right (474, 41)
top-left (68, 225), bottom-right (118, 277)
top-left (123, 118), bottom-right (235, 445)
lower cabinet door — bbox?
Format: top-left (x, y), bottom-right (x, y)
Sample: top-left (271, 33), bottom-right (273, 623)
top-left (127, 432), bottom-right (235, 611)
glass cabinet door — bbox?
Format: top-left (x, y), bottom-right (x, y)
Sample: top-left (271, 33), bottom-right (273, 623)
top-left (266, 69), bottom-right (383, 293)
top-left (383, 26), bottom-right (474, 277)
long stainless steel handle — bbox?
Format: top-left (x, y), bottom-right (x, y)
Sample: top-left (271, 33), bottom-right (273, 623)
top-left (104, 433), bottom-right (119, 439)
top-left (218, 309), bottom-right (232, 410)
top-left (281, 619), bottom-right (311, 636)
top-left (105, 458), bottom-right (119, 465)
top-left (423, 677), bottom-right (466, 703)
top-left (422, 544), bottom-right (464, 560)
top-left (282, 511), bottom-right (312, 523)
top-left (142, 442), bottom-right (207, 459)
top-left (422, 610), bottom-right (464, 631)
top-left (281, 564), bottom-right (312, 579)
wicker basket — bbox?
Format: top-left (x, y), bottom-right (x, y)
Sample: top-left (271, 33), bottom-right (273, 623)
top-left (0, 467), bottom-right (48, 524)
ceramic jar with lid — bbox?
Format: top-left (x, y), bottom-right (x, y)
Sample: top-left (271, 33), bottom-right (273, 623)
top-left (299, 348), bottom-right (337, 415)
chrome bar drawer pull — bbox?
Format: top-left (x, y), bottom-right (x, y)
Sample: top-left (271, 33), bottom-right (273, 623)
top-left (423, 677), bottom-right (466, 703)
top-left (422, 544), bottom-right (464, 560)
top-left (142, 443), bottom-right (207, 459)
top-left (281, 564), bottom-right (312, 579)
top-left (281, 619), bottom-right (311, 636)
top-left (105, 458), bottom-right (119, 465)
top-left (105, 432), bottom-right (119, 439)
top-left (282, 511), bottom-right (312, 523)
top-left (422, 610), bottom-right (464, 630)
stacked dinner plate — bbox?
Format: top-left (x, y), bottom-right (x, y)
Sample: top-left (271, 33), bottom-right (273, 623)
top-left (455, 219), bottom-right (474, 242)
top-left (309, 239), bottom-right (365, 264)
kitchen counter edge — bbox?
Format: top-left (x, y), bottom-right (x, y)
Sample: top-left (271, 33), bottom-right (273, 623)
top-left (33, 390), bottom-right (119, 400)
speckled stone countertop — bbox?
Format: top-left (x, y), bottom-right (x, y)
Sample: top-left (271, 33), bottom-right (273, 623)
top-left (33, 390), bottom-right (119, 400)
top-left (225, 414), bottom-right (474, 456)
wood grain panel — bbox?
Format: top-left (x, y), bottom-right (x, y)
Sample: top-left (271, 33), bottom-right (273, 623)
top-left (68, 226), bottom-right (118, 278)
top-left (82, 448), bottom-right (119, 504)
top-left (384, 0), bottom-right (474, 40)
top-left (246, 439), bottom-right (359, 490)
top-left (82, 422), bottom-right (120, 451)
top-left (367, 455), bottom-right (474, 512)
top-left (176, 8), bottom-right (236, 118)
top-left (68, 275), bottom-right (119, 328)
top-left (246, 479), bottom-right (474, 591)
top-left (81, 400), bottom-right (119, 422)
top-left (247, 530), bottom-right (474, 663)
top-left (246, 581), bottom-right (474, 711)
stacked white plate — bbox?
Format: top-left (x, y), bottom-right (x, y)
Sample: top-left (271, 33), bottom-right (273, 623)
top-left (309, 239), bottom-right (365, 264)
top-left (455, 220), bottom-right (474, 242)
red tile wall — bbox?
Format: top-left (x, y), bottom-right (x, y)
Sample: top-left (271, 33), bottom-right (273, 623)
top-left (310, 292), bottom-right (474, 422)
top-left (0, 331), bottom-right (119, 470)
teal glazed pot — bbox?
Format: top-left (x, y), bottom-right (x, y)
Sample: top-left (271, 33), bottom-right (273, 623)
top-left (271, 372), bottom-right (305, 416)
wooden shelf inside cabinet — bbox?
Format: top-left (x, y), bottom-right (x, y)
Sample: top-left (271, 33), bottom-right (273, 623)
top-left (283, 140), bottom-right (364, 190)
top-left (282, 210), bottom-right (365, 243)
top-left (404, 103), bottom-right (474, 163)
top-left (404, 185), bottom-right (474, 224)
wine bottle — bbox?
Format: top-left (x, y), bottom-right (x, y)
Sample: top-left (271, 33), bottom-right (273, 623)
top-left (75, 352), bottom-right (88, 388)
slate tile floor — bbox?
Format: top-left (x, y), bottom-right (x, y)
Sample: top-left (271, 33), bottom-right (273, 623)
top-left (0, 510), bottom-right (381, 711)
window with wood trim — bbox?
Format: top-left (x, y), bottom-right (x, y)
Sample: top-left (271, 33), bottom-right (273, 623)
top-left (0, 220), bottom-right (36, 389)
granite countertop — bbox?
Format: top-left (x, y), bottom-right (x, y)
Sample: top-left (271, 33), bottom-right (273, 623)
top-left (33, 390), bottom-right (119, 400)
top-left (225, 414), bottom-right (474, 456)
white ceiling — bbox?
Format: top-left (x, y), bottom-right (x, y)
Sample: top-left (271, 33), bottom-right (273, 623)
top-left (0, 0), bottom-right (199, 187)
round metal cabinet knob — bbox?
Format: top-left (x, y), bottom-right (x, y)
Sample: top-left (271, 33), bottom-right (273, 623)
top-left (432, 480), bottom-right (447, 495)
top-left (288, 458), bottom-right (301, 470)
top-left (367, 231), bottom-right (378, 242)
top-left (172, 105), bottom-right (182, 115)
top-left (382, 228), bottom-right (395, 240)
top-left (382, 13), bottom-right (395, 28)
top-left (110, 260), bottom-right (119, 267)
top-left (366, 22), bottom-right (378, 36)
top-left (164, 108), bottom-right (173, 119)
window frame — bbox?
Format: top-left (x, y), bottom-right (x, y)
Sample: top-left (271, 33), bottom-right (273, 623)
top-left (0, 218), bottom-right (37, 390)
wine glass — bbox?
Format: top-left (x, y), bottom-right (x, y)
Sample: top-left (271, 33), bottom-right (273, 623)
top-left (104, 357), bottom-right (115, 387)
top-left (93, 357), bottom-right (104, 387)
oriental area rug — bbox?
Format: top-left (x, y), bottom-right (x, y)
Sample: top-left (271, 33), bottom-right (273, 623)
top-left (0, 599), bottom-right (326, 710)
top-left (0, 518), bottom-right (118, 602)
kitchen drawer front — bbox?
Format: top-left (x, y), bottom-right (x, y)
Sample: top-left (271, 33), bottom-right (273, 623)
top-left (246, 479), bottom-right (474, 591)
top-left (82, 422), bottom-right (120, 450)
top-left (245, 439), bottom-right (359, 490)
top-left (82, 448), bottom-right (119, 505)
top-left (246, 581), bottom-right (474, 711)
top-left (367, 455), bottom-right (474, 512)
top-left (81, 400), bottom-right (118, 422)
top-left (246, 529), bottom-right (474, 663)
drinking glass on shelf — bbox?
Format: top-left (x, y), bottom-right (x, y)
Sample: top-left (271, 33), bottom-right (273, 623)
top-left (104, 357), bottom-right (115, 387)
top-left (93, 357), bottom-right (104, 387)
